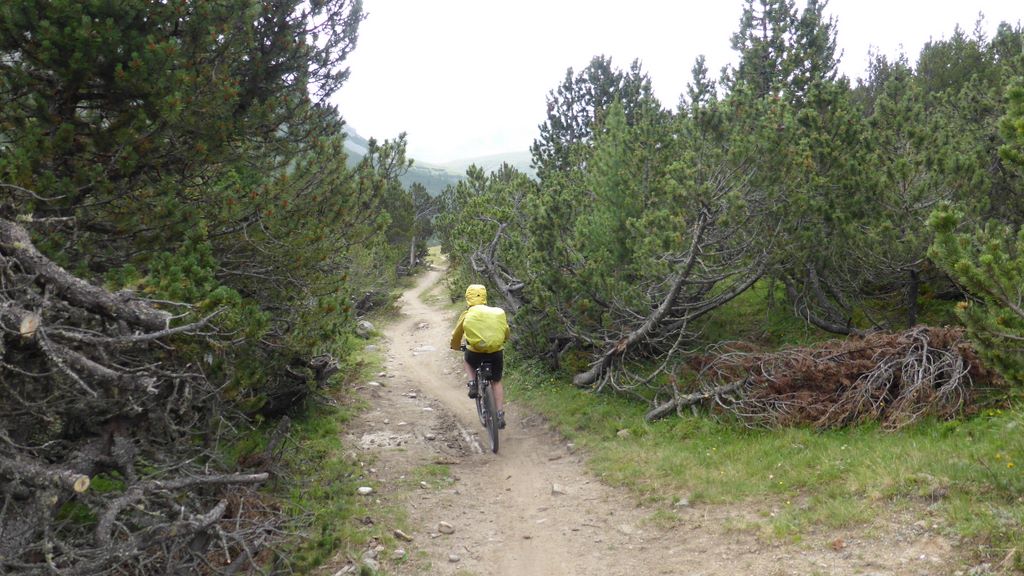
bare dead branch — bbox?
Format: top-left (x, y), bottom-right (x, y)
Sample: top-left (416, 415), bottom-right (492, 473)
top-left (0, 217), bottom-right (172, 331)
top-left (46, 308), bottom-right (226, 346)
top-left (96, 472), bottom-right (267, 547)
top-left (645, 380), bottom-right (746, 422)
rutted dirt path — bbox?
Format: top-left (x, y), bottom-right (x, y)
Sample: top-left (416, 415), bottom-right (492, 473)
top-left (326, 269), bottom-right (963, 576)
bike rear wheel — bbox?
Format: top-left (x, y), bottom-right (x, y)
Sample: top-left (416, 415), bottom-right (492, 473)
top-left (482, 383), bottom-right (499, 454)
top-left (475, 393), bottom-right (486, 428)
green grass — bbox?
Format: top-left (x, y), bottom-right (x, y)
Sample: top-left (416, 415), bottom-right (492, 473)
top-left (426, 244), bottom-right (447, 268)
top-left (506, 357), bottom-right (1024, 566)
top-left (696, 279), bottom-right (833, 348)
top-left (641, 508), bottom-right (682, 529)
top-left (257, 340), bottom-right (409, 574)
top-left (280, 399), bottom-right (374, 572)
top-left (697, 279), bottom-right (964, 350)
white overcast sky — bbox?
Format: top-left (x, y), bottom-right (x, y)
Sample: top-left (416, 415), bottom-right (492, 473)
top-left (332, 1), bottom-right (1022, 164)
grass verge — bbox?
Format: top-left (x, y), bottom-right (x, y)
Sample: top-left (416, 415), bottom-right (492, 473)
top-left (506, 361), bottom-right (1023, 568)
top-left (230, 339), bottom-right (411, 573)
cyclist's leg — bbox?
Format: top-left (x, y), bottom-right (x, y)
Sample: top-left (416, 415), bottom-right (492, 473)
top-left (463, 351), bottom-right (481, 398)
top-left (489, 351), bottom-right (506, 425)
top-left (491, 380), bottom-right (506, 429)
top-left (463, 349), bottom-right (481, 382)
top-left (488, 351), bottom-right (505, 411)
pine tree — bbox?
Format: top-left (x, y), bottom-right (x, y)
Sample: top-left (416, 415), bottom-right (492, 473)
top-left (408, 182), bottom-right (438, 269)
top-left (861, 61), bottom-right (961, 327)
top-left (728, 0), bottom-right (799, 98)
top-left (435, 164), bottom-right (535, 314)
top-left (928, 78), bottom-right (1024, 384)
top-left (523, 57), bottom-right (664, 351)
top-left (728, 0), bottom-right (879, 334)
top-left (531, 55), bottom-right (657, 179)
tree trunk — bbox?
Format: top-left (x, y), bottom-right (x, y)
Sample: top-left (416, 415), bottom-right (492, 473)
top-left (783, 275), bottom-right (866, 336)
top-left (906, 268), bottom-right (920, 328)
top-left (470, 221), bottom-right (525, 314)
top-left (573, 211), bottom-right (711, 388)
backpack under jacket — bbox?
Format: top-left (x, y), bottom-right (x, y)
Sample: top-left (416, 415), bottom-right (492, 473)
top-left (462, 305), bottom-right (508, 353)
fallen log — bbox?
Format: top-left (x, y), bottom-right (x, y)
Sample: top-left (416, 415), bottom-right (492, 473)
top-left (645, 380), bottom-right (746, 422)
top-left (0, 217), bottom-right (171, 331)
top-left (0, 453), bottom-right (90, 493)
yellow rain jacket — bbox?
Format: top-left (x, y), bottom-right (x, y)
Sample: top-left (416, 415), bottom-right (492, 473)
top-left (450, 284), bottom-right (509, 353)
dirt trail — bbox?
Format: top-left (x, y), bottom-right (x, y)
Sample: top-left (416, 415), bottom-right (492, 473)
top-left (329, 269), bottom-right (962, 576)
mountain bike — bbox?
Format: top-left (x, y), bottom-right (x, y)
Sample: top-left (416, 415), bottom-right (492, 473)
top-left (463, 345), bottom-right (499, 454)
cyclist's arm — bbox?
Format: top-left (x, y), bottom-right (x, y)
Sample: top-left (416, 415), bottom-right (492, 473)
top-left (450, 310), bottom-right (469, 350)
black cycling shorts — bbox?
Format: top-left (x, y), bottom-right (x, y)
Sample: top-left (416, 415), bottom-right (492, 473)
top-left (464, 349), bottom-right (504, 382)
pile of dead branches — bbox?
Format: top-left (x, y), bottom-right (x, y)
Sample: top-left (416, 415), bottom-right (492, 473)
top-left (0, 217), bottom-right (285, 574)
top-left (646, 326), bottom-right (1004, 429)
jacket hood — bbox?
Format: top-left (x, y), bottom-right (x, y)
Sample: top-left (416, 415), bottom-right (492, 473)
top-left (465, 284), bottom-right (487, 306)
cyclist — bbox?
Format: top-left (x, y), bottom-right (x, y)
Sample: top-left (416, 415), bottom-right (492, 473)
top-left (449, 284), bottom-right (509, 429)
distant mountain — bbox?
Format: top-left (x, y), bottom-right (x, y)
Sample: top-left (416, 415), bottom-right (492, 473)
top-left (342, 125), bottom-right (534, 196)
top-left (436, 151), bottom-right (535, 179)
top-left (342, 125), bottom-right (460, 196)
top-left (398, 163), bottom-right (463, 198)
top-left (340, 124), bottom-right (368, 154)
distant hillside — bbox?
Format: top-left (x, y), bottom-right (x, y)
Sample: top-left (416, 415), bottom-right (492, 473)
top-left (342, 126), bottom-right (460, 196)
top-left (399, 163), bottom-right (464, 197)
top-left (342, 125), bottom-right (534, 196)
top-left (437, 151), bottom-right (535, 178)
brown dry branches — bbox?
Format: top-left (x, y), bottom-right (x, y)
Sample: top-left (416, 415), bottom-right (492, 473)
top-left (647, 326), bottom-right (1003, 429)
top-left (0, 217), bottom-right (280, 574)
